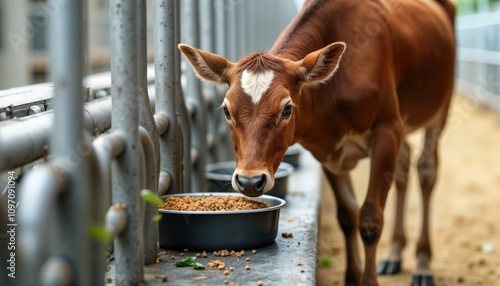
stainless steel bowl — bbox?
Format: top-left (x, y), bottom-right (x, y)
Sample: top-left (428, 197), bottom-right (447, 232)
top-left (158, 193), bottom-right (286, 251)
top-left (205, 161), bottom-right (294, 198)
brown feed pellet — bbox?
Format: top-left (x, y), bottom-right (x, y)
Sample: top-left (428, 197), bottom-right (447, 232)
top-left (160, 195), bottom-right (270, 211)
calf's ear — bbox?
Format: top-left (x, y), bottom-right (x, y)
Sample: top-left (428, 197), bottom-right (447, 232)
top-left (178, 44), bottom-right (234, 85)
top-left (295, 42), bottom-right (346, 86)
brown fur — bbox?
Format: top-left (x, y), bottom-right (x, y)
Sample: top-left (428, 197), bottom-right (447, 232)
top-left (179, 0), bottom-right (456, 285)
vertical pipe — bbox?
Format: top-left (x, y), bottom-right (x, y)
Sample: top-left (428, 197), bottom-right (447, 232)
top-left (154, 0), bottom-right (184, 194)
top-left (213, 0), bottom-right (233, 162)
top-left (109, 0), bottom-right (143, 284)
top-left (199, 0), bottom-right (220, 165)
top-left (175, 0), bottom-right (192, 192)
top-left (235, 1), bottom-right (246, 58)
top-left (225, 0), bottom-right (237, 62)
top-left (48, 0), bottom-right (92, 285)
top-left (182, 0), bottom-right (207, 192)
top-left (137, 0), bottom-right (159, 265)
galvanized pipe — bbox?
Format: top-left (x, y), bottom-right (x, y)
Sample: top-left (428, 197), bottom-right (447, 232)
top-left (138, 126), bottom-right (158, 264)
top-left (42, 0), bottom-right (94, 285)
top-left (199, 0), bottom-right (221, 165)
top-left (18, 163), bottom-right (67, 286)
top-left (109, 0), bottom-right (144, 283)
top-left (154, 0), bottom-right (184, 194)
top-left (136, 0), bottom-right (159, 265)
top-left (92, 131), bottom-right (127, 209)
top-left (181, 0), bottom-right (207, 192)
top-left (235, 0), bottom-right (247, 59)
top-left (0, 88), bottom-right (157, 173)
top-left (213, 0), bottom-right (234, 162)
top-left (174, 0), bottom-right (192, 193)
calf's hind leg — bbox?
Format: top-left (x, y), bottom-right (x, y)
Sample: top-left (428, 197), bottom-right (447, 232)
top-left (377, 140), bottom-right (411, 275)
top-left (413, 112), bottom-right (447, 286)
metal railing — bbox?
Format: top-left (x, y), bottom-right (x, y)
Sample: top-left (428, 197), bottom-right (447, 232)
top-left (456, 10), bottom-right (500, 110)
top-left (1, 1), bottom-right (497, 285)
top-left (0, 1), bottom-right (298, 285)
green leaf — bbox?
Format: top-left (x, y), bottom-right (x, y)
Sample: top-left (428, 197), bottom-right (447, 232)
top-left (89, 224), bottom-right (113, 244)
top-left (175, 256), bottom-right (196, 267)
top-left (318, 256), bottom-right (333, 268)
top-left (140, 189), bottom-right (165, 206)
top-left (193, 262), bottom-right (205, 270)
top-left (152, 213), bottom-right (163, 222)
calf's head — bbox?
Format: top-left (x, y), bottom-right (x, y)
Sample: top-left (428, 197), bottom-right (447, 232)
top-left (179, 43), bottom-right (345, 196)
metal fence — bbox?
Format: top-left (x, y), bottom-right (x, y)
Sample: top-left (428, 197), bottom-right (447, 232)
top-left (456, 10), bottom-right (500, 110)
top-left (0, 0), bottom-right (298, 285)
top-left (1, 1), bottom-right (498, 285)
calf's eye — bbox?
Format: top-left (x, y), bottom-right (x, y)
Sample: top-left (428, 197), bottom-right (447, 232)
top-left (223, 106), bottom-right (231, 120)
top-left (281, 104), bottom-right (292, 119)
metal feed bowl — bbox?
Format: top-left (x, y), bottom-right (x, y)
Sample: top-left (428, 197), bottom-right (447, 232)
top-left (158, 193), bottom-right (286, 251)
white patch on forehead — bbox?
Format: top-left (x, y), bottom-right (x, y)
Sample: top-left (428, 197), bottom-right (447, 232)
top-left (240, 69), bottom-right (274, 104)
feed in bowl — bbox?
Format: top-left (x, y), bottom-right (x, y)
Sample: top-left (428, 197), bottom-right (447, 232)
top-left (160, 194), bottom-right (270, 211)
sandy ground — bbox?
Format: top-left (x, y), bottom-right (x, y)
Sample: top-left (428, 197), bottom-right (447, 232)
top-left (316, 95), bottom-right (500, 286)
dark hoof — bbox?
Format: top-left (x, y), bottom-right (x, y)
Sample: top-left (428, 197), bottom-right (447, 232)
top-left (376, 259), bottom-right (402, 275)
top-left (412, 274), bottom-right (434, 286)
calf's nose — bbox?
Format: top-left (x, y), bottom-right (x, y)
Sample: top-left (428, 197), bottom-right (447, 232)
top-left (234, 174), bottom-right (267, 196)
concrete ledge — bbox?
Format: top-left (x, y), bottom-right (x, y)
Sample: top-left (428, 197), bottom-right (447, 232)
top-left (106, 149), bottom-right (322, 285)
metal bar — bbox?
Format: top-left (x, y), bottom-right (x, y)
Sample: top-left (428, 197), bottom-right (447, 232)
top-left (0, 65), bottom-right (156, 114)
top-left (154, 0), bottom-right (184, 194)
top-left (138, 127), bottom-right (158, 264)
top-left (44, 0), bottom-right (93, 285)
top-left (235, 0), bottom-right (247, 59)
top-left (0, 83), bottom-right (53, 113)
top-left (18, 164), bottom-right (67, 286)
top-left (137, 0), bottom-right (159, 265)
top-left (456, 11), bottom-right (500, 30)
top-left (0, 87), bottom-right (158, 173)
top-left (109, 0), bottom-right (144, 284)
top-left (200, 0), bottom-right (221, 165)
top-left (92, 131), bottom-right (127, 210)
top-left (458, 47), bottom-right (500, 65)
top-left (225, 0), bottom-right (237, 62)
top-left (181, 0), bottom-right (207, 192)
top-left (212, 0), bottom-right (234, 162)
top-left (175, 0), bottom-right (192, 193)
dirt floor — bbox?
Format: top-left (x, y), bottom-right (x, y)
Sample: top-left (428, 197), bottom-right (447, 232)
top-left (316, 95), bottom-right (500, 286)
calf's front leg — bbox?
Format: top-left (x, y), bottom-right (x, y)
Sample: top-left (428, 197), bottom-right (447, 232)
top-left (360, 120), bottom-right (403, 286)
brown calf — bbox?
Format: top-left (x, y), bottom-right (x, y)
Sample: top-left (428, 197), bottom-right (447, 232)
top-left (179, 0), bottom-right (455, 285)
